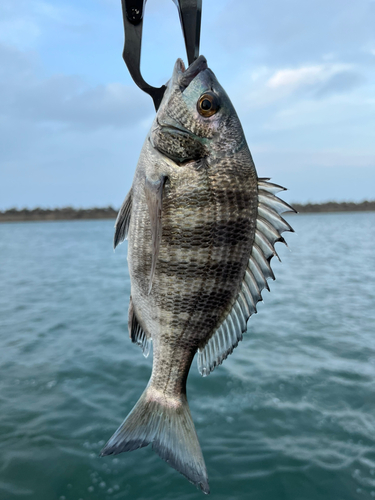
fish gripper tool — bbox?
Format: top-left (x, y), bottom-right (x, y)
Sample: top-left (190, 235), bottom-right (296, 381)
top-left (121, 0), bottom-right (202, 110)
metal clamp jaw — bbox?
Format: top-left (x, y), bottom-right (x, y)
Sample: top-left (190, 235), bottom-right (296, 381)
top-left (121, 0), bottom-right (202, 110)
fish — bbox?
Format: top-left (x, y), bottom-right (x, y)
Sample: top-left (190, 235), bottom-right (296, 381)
top-left (100, 55), bottom-right (295, 494)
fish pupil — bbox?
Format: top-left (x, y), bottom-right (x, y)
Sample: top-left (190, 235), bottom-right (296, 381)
top-left (201, 99), bottom-right (212, 110)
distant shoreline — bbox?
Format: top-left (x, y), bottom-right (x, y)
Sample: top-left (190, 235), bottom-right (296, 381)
top-left (0, 201), bottom-right (374, 223)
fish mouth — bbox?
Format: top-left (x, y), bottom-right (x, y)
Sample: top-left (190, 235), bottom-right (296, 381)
top-left (175, 55), bottom-right (208, 91)
top-left (151, 118), bottom-right (206, 165)
top-left (154, 117), bottom-right (205, 145)
top-left (155, 117), bottom-right (191, 136)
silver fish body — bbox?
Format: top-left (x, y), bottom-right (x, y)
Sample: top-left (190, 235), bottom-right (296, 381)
top-left (101, 56), bottom-right (295, 494)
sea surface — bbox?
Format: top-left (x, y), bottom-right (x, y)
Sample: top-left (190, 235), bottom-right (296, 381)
top-left (0, 212), bottom-right (374, 500)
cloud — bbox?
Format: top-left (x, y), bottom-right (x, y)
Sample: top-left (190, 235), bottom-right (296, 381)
top-left (266, 63), bottom-right (363, 99)
top-left (261, 92), bottom-right (375, 134)
top-left (227, 61), bottom-right (366, 116)
top-left (1, 0), bottom-right (375, 209)
top-left (315, 70), bottom-right (364, 97)
top-left (0, 41), bottom-right (154, 209)
top-left (267, 65), bottom-right (347, 91)
top-left (211, 0), bottom-right (375, 67)
top-left (10, 77), bottom-right (151, 130)
top-left (0, 0), bottom-right (89, 45)
top-left (264, 64), bottom-right (364, 102)
top-left (0, 43), bottom-right (151, 131)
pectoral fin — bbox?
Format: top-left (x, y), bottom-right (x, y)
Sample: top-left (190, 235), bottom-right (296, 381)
top-left (144, 175), bottom-right (167, 294)
top-left (114, 189), bottom-right (132, 249)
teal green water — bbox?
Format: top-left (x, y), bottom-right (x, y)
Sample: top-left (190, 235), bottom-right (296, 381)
top-left (0, 212), bottom-right (375, 500)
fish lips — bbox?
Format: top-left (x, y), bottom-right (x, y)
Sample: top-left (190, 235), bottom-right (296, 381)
top-left (173, 55), bottom-right (208, 91)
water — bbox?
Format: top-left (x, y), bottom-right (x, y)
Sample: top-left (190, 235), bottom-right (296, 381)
top-left (0, 212), bottom-right (374, 500)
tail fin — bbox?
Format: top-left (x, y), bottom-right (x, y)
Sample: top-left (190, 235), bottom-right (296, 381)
top-left (100, 386), bottom-right (210, 494)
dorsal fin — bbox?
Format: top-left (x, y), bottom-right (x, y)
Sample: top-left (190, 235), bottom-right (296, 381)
top-left (128, 296), bottom-right (151, 357)
top-left (114, 189), bottom-right (132, 249)
top-left (197, 178), bottom-right (296, 376)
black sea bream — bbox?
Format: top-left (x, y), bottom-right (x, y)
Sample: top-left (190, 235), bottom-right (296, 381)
top-left (101, 56), bottom-right (295, 494)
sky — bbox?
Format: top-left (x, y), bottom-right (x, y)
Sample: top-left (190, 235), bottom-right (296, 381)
top-left (0, 0), bottom-right (374, 209)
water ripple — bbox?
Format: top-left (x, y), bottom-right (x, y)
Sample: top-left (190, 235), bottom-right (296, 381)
top-left (0, 214), bottom-right (374, 499)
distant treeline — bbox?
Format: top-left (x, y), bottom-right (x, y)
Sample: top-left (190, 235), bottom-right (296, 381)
top-left (292, 200), bottom-right (375, 213)
top-left (0, 201), bottom-right (374, 222)
top-left (0, 206), bottom-right (118, 223)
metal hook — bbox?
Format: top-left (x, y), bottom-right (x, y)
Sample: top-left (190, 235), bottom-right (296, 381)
top-left (121, 0), bottom-right (202, 110)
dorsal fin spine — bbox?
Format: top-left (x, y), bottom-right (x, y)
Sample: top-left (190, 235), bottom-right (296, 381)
top-left (210, 341), bottom-right (216, 369)
top-left (258, 204), bottom-right (294, 234)
top-left (218, 326), bottom-right (225, 354)
top-left (234, 301), bottom-right (246, 331)
top-left (205, 343), bottom-right (212, 371)
top-left (221, 320), bottom-right (229, 347)
top-left (249, 256), bottom-right (269, 291)
top-left (241, 282), bottom-right (257, 314)
top-left (227, 315), bottom-right (238, 347)
top-left (256, 216), bottom-right (282, 244)
top-left (255, 229), bottom-right (280, 261)
top-left (217, 327), bottom-right (225, 359)
top-left (257, 180), bottom-right (286, 194)
top-left (252, 243), bottom-right (275, 280)
top-left (258, 190), bottom-right (296, 215)
top-left (238, 291), bottom-right (250, 318)
top-left (244, 269), bottom-right (262, 303)
top-left (232, 308), bottom-right (243, 339)
top-left (212, 335), bottom-right (220, 365)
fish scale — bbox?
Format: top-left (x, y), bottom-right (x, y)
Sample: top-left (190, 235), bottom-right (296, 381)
top-left (154, 156), bottom-right (256, 341)
top-left (101, 56), bottom-right (295, 495)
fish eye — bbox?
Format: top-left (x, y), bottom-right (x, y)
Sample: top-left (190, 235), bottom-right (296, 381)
top-left (197, 92), bottom-right (219, 117)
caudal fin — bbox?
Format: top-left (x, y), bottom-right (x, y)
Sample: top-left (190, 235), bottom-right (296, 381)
top-left (100, 386), bottom-right (210, 494)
